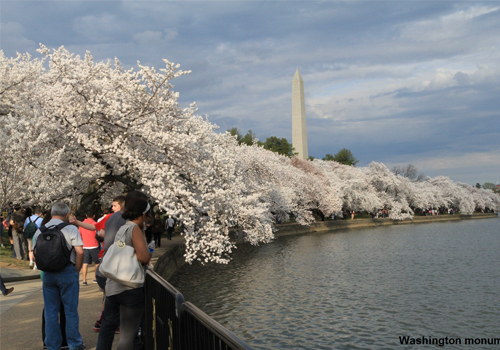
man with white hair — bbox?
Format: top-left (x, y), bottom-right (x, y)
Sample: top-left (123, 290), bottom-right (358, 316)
top-left (33, 202), bottom-right (86, 350)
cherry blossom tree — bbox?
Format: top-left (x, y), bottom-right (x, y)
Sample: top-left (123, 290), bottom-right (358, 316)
top-left (2, 45), bottom-right (499, 263)
top-left (1, 45), bottom-right (273, 263)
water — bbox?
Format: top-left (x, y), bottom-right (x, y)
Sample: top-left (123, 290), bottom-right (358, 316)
top-left (169, 218), bottom-right (500, 349)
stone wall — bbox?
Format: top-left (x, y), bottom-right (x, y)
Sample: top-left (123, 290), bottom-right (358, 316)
top-left (153, 242), bottom-right (186, 281)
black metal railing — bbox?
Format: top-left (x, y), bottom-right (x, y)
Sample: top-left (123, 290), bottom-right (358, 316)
top-left (180, 301), bottom-right (254, 350)
top-left (144, 270), bottom-right (185, 350)
top-left (144, 270), bottom-right (254, 350)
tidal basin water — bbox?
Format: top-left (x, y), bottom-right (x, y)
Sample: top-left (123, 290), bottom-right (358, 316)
top-left (169, 218), bottom-right (500, 349)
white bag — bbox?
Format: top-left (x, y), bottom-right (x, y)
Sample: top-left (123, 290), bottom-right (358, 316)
top-left (99, 223), bottom-right (145, 288)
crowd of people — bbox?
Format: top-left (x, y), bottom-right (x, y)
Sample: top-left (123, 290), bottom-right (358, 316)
top-left (1, 192), bottom-right (177, 350)
top-left (272, 205), bottom-right (495, 224)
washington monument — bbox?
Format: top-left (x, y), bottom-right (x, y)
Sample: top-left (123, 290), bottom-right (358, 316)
top-left (292, 69), bottom-right (308, 160)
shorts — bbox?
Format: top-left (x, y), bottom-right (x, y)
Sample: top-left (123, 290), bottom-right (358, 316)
top-left (83, 247), bottom-right (100, 265)
top-left (27, 238), bottom-right (33, 251)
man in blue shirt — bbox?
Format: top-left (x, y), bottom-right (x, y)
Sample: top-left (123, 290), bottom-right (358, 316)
top-left (24, 207), bottom-right (43, 267)
top-left (33, 203), bottom-right (85, 350)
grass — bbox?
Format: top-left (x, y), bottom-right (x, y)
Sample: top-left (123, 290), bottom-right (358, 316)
top-left (0, 233), bottom-right (32, 269)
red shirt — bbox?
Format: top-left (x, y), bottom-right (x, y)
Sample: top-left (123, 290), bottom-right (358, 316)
top-left (94, 213), bottom-right (112, 231)
top-left (95, 214), bottom-right (113, 258)
top-left (79, 218), bottom-right (99, 248)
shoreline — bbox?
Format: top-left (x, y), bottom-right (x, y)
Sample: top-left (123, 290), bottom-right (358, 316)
top-left (273, 212), bottom-right (498, 237)
top-left (154, 212), bottom-right (499, 281)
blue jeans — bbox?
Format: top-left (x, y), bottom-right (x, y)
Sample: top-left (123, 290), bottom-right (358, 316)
top-left (42, 264), bottom-right (84, 350)
top-left (96, 287), bottom-right (144, 350)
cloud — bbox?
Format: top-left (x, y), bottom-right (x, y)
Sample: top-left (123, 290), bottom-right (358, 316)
top-left (73, 14), bottom-right (124, 43)
top-left (398, 5), bottom-right (500, 42)
top-left (2, 1), bottom-right (500, 185)
top-left (132, 28), bottom-right (178, 46)
top-left (0, 22), bottom-right (36, 54)
top-left (387, 150), bottom-right (500, 184)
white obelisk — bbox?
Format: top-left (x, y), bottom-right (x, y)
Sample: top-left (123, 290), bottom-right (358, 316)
top-left (292, 69), bottom-right (308, 160)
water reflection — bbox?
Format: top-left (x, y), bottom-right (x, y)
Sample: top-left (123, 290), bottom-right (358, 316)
top-left (169, 219), bottom-right (500, 349)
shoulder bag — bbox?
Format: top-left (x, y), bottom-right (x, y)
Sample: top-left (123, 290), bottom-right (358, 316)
top-left (99, 222), bottom-right (145, 288)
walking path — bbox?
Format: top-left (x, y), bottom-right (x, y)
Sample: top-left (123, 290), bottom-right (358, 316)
top-left (0, 236), bottom-right (183, 350)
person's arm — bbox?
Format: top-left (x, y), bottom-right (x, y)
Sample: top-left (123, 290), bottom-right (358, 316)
top-left (132, 225), bottom-right (151, 264)
top-left (69, 216), bottom-right (97, 231)
top-left (74, 246), bottom-right (84, 272)
top-left (98, 229), bottom-right (105, 238)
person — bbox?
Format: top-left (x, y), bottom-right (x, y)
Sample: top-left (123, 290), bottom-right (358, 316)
top-left (166, 216), bottom-right (175, 240)
top-left (71, 194), bottom-right (142, 333)
top-left (96, 196), bottom-right (151, 350)
top-left (10, 211), bottom-right (26, 260)
top-left (0, 214), bottom-right (4, 248)
top-left (351, 210), bottom-right (355, 220)
top-left (152, 214), bottom-right (163, 247)
top-left (72, 196), bottom-right (125, 242)
top-left (3, 203), bottom-right (15, 257)
top-left (144, 216), bottom-right (153, 244)
top-left (79, 210), bottom-right (100, 286)
top-left (24, 207), bottom-right (43, 267)
top-left (40, 210), bottom-right (69, 350)
top-left (1, 274), bottom-right (14, 296)
top-left (32, 202), bottom-right (85, 350)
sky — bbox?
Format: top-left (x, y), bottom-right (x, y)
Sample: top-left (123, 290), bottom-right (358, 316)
top-left (1, 1), bottom-right (500, 186)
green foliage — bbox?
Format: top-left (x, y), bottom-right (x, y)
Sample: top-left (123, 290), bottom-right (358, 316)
top-left (483, 182), bottom-right (496, 190)
top-left (322, 154), bottom-right (335, 161)
top-left (308, 156), bottom-right (316, 161)
top-left (262, 136), bottom-right (295, 157)
top-left (240, 130), bottom-right (257, 146)
top-left (228, 127), bottom-right (294, 157)
top-left (323, 148), bottom-right (359, 166)
top-left (227, 128), bottom-right (257, 146)
top-left (476, 183), bottom-right (482, 189)
top-left (228, 127), bottom-right (243, 143)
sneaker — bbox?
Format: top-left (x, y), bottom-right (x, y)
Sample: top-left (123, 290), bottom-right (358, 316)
top-left (92, 279), bottom-right (97, 283)
top-left (115, 327), bottom-right (120, 334)
top-left (33, 265), bottom-right (38, 270)
top-left (93, 321), bottom-right (101, 332)
top-left (29, 261), bottom-right (34, 267)
top-left (82, 281), bottom-right (88, 286)
top-left (3, 287), bottom-right (14, 296)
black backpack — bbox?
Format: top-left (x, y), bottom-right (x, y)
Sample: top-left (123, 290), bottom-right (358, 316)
top-left (24, 216), bottom-right (41, 239)
top-left (34, 223), bottom-right (73, 272)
